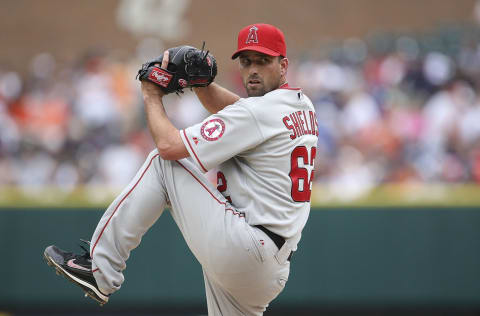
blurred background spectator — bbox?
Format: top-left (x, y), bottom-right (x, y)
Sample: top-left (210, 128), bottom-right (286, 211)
top-left (2, 0), bottom-right (480, 204)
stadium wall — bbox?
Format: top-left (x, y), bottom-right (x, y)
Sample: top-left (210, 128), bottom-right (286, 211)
top-left (0, 207), bottom-right (479, 314)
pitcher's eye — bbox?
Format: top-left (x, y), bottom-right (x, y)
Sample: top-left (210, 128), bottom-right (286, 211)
top-left (259, 57), bottom-right (272, 65)
top-left (240, 58), bottom-right (251, 67)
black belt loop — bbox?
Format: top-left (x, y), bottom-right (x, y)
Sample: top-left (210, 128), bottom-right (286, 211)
top-left (255, 225), bottom-right (293, 261)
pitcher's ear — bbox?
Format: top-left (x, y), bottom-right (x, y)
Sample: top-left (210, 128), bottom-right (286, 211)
top-left (280, 57), bottom-right (288, 76)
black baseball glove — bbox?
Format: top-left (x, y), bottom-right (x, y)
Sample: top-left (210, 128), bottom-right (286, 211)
top-left (137, 44), bottom-right (217, 95)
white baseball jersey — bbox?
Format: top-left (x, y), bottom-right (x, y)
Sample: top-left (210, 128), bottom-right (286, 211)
top-left (90, 84), bottom-right (318, 315)
top-left (180, 84), bottom-right (318, 239)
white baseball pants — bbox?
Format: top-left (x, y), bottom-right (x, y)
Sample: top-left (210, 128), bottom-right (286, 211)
top-left (89, 149), bottom-right (290, 316)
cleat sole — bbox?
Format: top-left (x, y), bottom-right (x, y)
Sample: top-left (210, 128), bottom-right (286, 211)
top-left (43, 251), bottom-right (108, 306)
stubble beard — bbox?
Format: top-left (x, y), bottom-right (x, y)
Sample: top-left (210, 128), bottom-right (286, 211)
top-left (244, 77), bottom-right (281, 97)
top-left (246, 85), bottom-right (266, 97)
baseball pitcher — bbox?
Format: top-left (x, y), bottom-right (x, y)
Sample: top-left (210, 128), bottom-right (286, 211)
top-left (44, 23), bottom-right (318, 316)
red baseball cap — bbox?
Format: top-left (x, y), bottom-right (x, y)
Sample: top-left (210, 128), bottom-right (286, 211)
top-left (231, 23), bottom-right (287, 59)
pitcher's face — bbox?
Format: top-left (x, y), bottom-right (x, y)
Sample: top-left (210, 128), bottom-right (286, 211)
top-left (238, 51), bottom-right (287, 97)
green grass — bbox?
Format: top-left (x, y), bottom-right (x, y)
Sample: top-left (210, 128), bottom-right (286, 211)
top-left (310, 183), bottom-right (480, 207)
top-left (0, 183), bottom-right (479, 208)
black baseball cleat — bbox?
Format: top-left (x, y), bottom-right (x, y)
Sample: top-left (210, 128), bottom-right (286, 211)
top-left (43, 240), bottom-right (109, 306)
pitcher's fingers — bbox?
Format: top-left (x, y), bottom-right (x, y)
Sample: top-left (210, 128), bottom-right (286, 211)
top-left (161, 50), bottom-right (169, 69)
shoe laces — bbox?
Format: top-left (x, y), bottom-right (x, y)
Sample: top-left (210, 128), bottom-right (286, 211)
top-left (78, 239), bottom-right (92, 260)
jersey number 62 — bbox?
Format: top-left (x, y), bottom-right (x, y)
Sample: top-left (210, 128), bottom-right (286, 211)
top-left (289, 146), bottom-right (316, 202)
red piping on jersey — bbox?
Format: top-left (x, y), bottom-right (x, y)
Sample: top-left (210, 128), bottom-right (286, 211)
top-left (176, 160), bottom-right (245, 218)
top-left (91, 153), bottom-right (244, 260)
top-left (226, 208), bottom-right (245, 217)
top-left (91, 153), bottom-right (160, 258)
top-left (279, 82), bottom-right (301, 91)
top-left (92, 268), bottom-right (99, 273)
top-left (182, 129), bottom-right (208, 172)
top-left (176, 160), bottom-right (224, 205)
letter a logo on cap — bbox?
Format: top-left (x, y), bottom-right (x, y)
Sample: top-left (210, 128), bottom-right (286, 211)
top-left (246, 25), bottom-right (259, 44)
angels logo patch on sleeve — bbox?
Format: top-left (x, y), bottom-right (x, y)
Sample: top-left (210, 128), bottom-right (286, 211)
top-left (201, 118), bottom-right (225, 141)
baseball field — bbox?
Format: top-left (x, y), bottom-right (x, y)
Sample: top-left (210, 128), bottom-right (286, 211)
top-left (1, 0), bottom-right (480, 315)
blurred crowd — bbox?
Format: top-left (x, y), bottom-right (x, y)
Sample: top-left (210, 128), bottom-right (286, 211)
top-left (292, 24), bottom-right (480, 199)
top-left (1, 24), bottom-right (480, 198)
